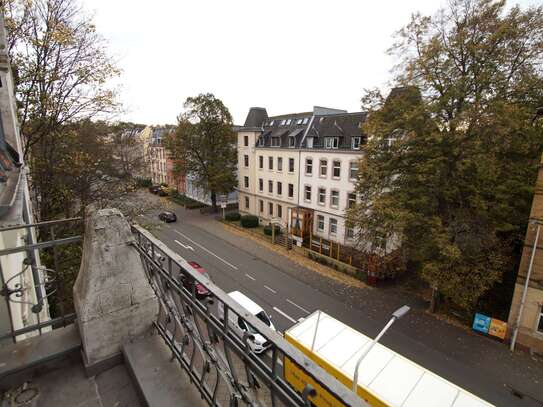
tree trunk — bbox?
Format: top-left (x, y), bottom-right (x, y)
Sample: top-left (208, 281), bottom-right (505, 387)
top-left (211, 190), bottom-right (217, 211)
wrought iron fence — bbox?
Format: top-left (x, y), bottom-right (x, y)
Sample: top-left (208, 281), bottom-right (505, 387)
top-left (0, 217), bottom-right (84, 343)
top-left (131, 224), bottom-right (367, 407)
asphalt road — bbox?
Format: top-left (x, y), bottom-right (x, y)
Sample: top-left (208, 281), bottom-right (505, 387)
top-left (144, 208), bottom-right (542, 407)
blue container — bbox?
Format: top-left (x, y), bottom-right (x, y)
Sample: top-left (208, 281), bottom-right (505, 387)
top-left (473, 313), bottom-right (491, 334)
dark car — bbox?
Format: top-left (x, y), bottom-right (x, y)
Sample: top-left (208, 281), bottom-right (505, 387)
top-left (180, 261), bottom-right (212, 300)
top-left (158, 211), bottom-right (177, 222)
top-left (149, 185), bottom-right (161, 194)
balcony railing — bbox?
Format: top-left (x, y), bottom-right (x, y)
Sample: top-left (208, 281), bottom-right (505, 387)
top-left (0, 217), bottom-right (84, 343)
top-left (131, 224), bottom-right (366, 407)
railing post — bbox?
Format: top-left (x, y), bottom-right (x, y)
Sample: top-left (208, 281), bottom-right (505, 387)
top-left (74, 208), bottom-right (157, 376)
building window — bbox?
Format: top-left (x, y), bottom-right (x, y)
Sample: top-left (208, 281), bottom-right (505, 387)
top-left (268, 156), bottom-right (273, 170)
top-left (245, 196), bottom-right (250, 209)
top-left (244, 135), bottom-right (249, 147)
top-left (330, 190), bottom-right (339, 208)
top-left (303, 117), bottom-right (310, 125)
top-left (259, 155), bottom-right (263, 169)
top-left (289, 158), bottom-right (295, 173)
top-left (319, 159), bottom-right (327, 177)
top-left (318, 188), bottom-right (326, 205)
top-left (347, 192), bottom-right (356, 209)
top-left (268, 180), bottom-right (273, 194)
top-left (269, 202), bottom-right (274, 216)
top-left (305, 158), bottom-right (313, 175)
top-left (329, 218), bottom-right (338, 235)
top-left (244, 176), bottom-right (249, 188)
top-left (271, 137), bottom-right (280, 147)
top-left (280, 119), bottom-right (287, 125)
top-left (277, 204), bottom-right (282, 218)
top-left (304, 185), bottom-right (312, 202)
top-left (259, 178), bottom-right (263, 192)
top-left (317, 215), bottom-right (325, 232)
top-left (537, 307), bottom-right (543, 334)
top-left (332, 160), bottom-right (341, 178)
top-left (286, 119), bottom-right (292, 125)
top-left (350, 161), bottom-right (359, 180)
top-left (288, 183), bottom-right (294, 198)
top-left (351, 136), bottom-right (361, 150)
top-left (277, 157), bottom-right (283, 172)
top-left (306, 137), bottom-right (314, 148)
top-left (325, 137), bottom-right (339, 149)
top-left (346, 224), bottom-right (355, 240)
top-left (244, 154), bottom-right (249, 167)
top-left (277, 181), bottom-right (282, 195)
top-left (257, 136), bottom-right (264, 146)
top-left (269, 120), bottom-right (275, 126)
top-left (259, 200), bottom-right (264, 213)
top-left (289, 137), bottom-right (296, 148)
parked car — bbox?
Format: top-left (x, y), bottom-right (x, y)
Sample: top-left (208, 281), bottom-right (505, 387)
top-left (218, 291), bottom-right (276, 354)
top-left (158, 211), bottom-right (177, 222)
top-left (179, 261), bottom-right (212, 300)
top-left (149, 185), bottom-right (161, 194)
top-left (158, 186), bottom-right (169, 196)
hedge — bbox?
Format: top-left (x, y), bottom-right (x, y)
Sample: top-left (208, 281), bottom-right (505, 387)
top-left (225, 212), bottom-right (241, 221)
top-left (263, 225), bottom-right (282, 236)
top-left (240, 215), bottom-right (259, 228)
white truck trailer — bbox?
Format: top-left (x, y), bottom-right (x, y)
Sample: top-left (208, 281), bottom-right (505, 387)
top-left (284, 310), bottom-right (494, 407)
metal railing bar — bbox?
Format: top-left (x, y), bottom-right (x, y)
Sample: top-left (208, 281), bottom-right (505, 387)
top-left (0, 217), bottom-right (83, 232)
top-left (0, 313), bottom-right (76, 341)
top-left (0, 236), bottom-right (82, 257)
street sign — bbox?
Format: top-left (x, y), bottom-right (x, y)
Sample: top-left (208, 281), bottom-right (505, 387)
top-left (220, 203), bottom-right (227, 209)
top-left (472, 313), bottom-right (491, 334)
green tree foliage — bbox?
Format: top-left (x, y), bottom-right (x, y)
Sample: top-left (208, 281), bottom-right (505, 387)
top-left (166, 93), bottom-right (237, 210)
top-left (349, 0), bottom-right (543, 314)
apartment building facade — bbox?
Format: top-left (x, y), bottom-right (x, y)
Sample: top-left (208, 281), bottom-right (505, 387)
top-left (237, 106), bottom-right (365, 246)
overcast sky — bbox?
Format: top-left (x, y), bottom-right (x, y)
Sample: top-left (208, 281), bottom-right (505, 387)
top-left (86, 0), bottom-right (538, 126)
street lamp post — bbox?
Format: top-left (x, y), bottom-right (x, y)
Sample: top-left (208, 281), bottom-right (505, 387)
top-left (352, 305), bottom-right (410, 393)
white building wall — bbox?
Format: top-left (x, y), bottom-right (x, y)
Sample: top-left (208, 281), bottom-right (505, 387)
top-left (298, 150), bottom-right (361, 245)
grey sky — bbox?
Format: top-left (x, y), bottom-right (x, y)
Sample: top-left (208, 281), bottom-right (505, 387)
top-left (87, 0), bottom-right (539, 126)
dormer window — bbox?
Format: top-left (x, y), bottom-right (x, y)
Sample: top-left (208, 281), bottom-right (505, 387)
top-left (257, 136), bottom-right (264, 146)
top-left (303, 117), bottom-right (310, 125)
top-left (280, 119), bottom-right (287, 125)
top-left (296, 118), bottom-right (303, 125)
top-left (351, 136), bottom-right (361, 150)
top-left (325, 137), bottom-right (339, 149)
top-left (286, 119), bottom-right (292, 125)
top-left (306, 137), bottom-right (314, 148)
top-left (288, 136), bottom-right (296, 148)
top-left (271, 137), bottom-right (281, 147)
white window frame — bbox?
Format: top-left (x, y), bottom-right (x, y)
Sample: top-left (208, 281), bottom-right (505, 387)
top-left (289, 136), bottom-right (296, 148)
top-left (306, 137), bottom-right (314, 149)
top-left (305, 157), bottom-right (313, 176)
top-left (325, 137), bottom-right (339, 149)
top-left (351, 136), bottom-right (361, 150)
top-left (349, 160), bottom-right (359, 180)
top-left (317, 215), bottom-right (325, 232)
top-left (244, 176), bottom-right (249, 189)
top-left (346, 224), bottom-right (355, 240)
top-left (330, 190), bottom-right (340, 208)
top-left (277, 157), bottom-right (283, 172)
top-left (332, 160), bottom-right (341, 179)
top-left (329, 218), bottom-right (338, 235)
top-left (319, 159), bottom-right (327, 178)
top-left (347, 192), bottom-right (356, 209)
top-left (304, 185), bottom-right (312, 202)
top-left (288, 158), bottom-right (295, 173)
top-left (271, 137), bottom-right (281, 147)
top-left (318, 187), bottom-right (326, 206)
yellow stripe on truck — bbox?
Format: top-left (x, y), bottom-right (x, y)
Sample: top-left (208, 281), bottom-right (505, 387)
top-left (284, 333), bottom-right (389, 407)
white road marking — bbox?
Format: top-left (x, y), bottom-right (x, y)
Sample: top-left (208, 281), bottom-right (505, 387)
top-left (174, 240), bottom-right (194, 251)
top-left (174, 230), bottom-right (238, 270)
top-left (245, 274), bottom-right (256, 281)
top-left (273, 307), bottom-right (297, 323)
top-left (264, 285), bottom-right (277, 294)
top-left (286, 299), bottom-right (310, 315)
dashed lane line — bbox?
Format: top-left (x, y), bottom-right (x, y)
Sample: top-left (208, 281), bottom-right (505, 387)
top-left (245, 274), bottom-right (256, 281)
top-left (264, 285), bottom-right (277, 294)
top-left (273, 307), bottom-right (297, 323)
top-left (174, 230), bottom-right (238, 270)
top-left (286, 299), bottom-right (310, 315)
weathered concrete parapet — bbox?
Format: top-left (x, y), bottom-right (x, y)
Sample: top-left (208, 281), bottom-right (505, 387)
top-left (74, 208), bottom-right (157, 374)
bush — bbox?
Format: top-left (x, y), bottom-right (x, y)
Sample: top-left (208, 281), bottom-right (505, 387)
top-left (240, 215), bottom-right (259, 228)
top-left (263, 225), bottom-right (281, 236)
top-left (135, 177), bottom-right (152, 188)
top-left (225, 212), bottom-right (241, 221)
